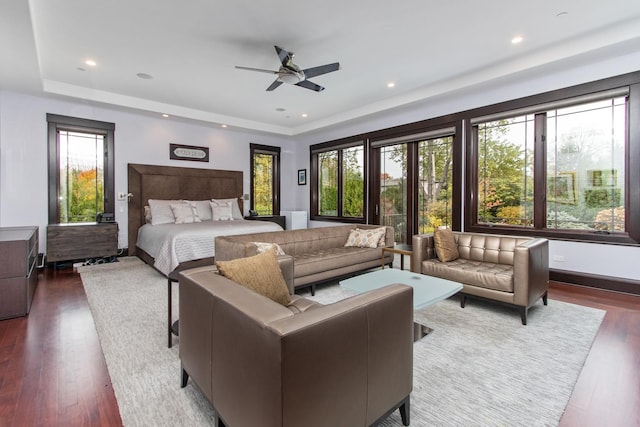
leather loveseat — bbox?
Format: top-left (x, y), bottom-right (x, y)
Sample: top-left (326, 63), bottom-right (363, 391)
top-left (412, 231), bottom-right (549, 324)
top-left (178, 264), bottom-right (413, 427)
top-left (214, 224), bottom-right (394, 294)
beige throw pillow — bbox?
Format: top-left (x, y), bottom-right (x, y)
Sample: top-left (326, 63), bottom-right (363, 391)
top-left (344, 227), bottom-right (386, 248)
top-left (433, 228), bottom-right (459, 262)
top-left (252, 242), bottom-right (286, 255)
top-left (170, 203), bottom-right (201, 224)
top-left (215, 248), bottom-right (291, 306)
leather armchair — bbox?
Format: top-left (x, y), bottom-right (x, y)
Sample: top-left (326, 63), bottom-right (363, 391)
top-left (179, 265), bottom-right (413, 427)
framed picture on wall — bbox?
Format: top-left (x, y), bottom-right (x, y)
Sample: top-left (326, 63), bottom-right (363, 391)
top-left (298, 169), bottom-right (307, 185)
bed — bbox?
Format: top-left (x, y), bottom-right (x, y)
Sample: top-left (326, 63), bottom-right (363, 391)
top-left (127, 163), bottom-right (283, 275)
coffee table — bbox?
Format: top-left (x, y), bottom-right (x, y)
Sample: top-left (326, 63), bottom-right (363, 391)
top-left (340, 269), bottom-right (463, 340)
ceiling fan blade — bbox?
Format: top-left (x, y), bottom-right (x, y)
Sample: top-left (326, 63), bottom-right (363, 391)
top-left (295, 79), bottom-right (325, 92)
top-left (274, 45), bottom-right (291, 65)
top-left (266, 79), bottom-right (283, 91)
top-left (302, 62), bottom-right (341, 79)
top-left (235, 66), bottom-right (278, 75)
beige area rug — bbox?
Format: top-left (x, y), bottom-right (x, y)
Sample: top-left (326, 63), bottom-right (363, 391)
top-left (79, 257), bottom-right (605, 427)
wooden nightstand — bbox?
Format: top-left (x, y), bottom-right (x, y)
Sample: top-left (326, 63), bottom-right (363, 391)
top-left (47, 222), bottom-right (118, 264)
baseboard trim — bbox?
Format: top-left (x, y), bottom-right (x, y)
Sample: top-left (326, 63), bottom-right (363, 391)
top-left (550, 269), bottom-right (640, 296)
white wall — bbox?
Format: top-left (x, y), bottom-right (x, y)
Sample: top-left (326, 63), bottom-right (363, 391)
top-left (294, 51), bottom-right (640, 281)
top-left (0, 91), bottom-right (295, 252)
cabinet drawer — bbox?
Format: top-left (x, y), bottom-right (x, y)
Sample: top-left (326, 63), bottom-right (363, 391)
top-left (47, 223), bottom-right (118, 262)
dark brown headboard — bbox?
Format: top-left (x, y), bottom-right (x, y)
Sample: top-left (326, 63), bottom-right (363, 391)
top-left (127, 163), bottom-right (243, 256)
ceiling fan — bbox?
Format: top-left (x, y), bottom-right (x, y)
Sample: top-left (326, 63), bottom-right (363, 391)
top-left (235, 45), bottom-right (340, 92)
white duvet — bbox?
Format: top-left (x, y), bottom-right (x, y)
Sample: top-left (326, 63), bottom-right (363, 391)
top-left (136, 220), bottom-right (283, 275)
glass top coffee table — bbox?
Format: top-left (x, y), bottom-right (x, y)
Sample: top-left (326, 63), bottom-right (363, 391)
top-left (340, 269), bottom-right (463, 340)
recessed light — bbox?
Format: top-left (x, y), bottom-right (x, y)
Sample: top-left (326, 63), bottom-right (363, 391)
top-left (162, 114), bottom-right (169, 118)
top-left (85, 59), bottom-right (97, 67)
top-left (136, 73), bottom-right (153, 80)
top-left (387, 82), bottom-right (396, 88)
top-left (221, 124), bottom-right (228, 128)
top-left (511, 35), bottom-right (524, 44)
top-left (301, 113), bottom-right (308, 118)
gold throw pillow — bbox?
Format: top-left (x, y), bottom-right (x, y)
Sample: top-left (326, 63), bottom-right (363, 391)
top-left (215, 248), bottom-right (291, 305)
top-left (433, 228), bottom-right (460, 262)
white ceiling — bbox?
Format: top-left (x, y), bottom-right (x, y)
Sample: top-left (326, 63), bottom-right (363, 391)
top-left (2, 0), bottom-right (640, 136)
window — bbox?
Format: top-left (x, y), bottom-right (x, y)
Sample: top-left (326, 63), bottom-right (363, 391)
top-left (250, 144), bottom-right (280, 215)
top-left (47, 114), bottom-right (115, 224)
top-left (469, 86), bottom-right (637, 244)
top-left (311, 140), bottom-right (364, 220)
top-left (418, 136), bottom-right (453, 233)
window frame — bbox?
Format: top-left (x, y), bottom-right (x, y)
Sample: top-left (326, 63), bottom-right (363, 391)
top-left (47, 114), bottom-right (115, 224)
top-left (464, 72), bottom-right (640, 245)
top-left (310, 137), bottom-right (366, 222)
top-left (249, 143), bottom-right (281, 216)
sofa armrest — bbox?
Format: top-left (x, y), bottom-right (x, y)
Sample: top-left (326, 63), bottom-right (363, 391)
top-left (411, 233), bottom-right (436, 272)
top-left (513, 238), bottom-right (549, 306)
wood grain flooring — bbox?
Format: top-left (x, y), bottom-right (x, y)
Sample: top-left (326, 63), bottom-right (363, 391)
top-left (0, 267), bottom-right (638, 426)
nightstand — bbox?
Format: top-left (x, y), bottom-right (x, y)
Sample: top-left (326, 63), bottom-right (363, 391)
top-left (47, 222), bottom-right (118, 264)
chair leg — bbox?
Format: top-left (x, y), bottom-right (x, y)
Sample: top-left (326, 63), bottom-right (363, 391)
top-left (460, 294), bottom-right (466, 308)
top-left (399, 396), bottom-right (410, 426)
top-left (181, 364), bottom-right (189, 388)
top-left (520, 307), bottom-right (528, 325)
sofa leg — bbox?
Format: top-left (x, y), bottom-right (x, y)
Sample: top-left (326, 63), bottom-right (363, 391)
top-left (460, 294), bottom-right (466, 308)
top-left (520, 307), bottom-right (528, 326)
top-left (310, 284), bottom-right (316, 296)
top-left (399, 396), bottom-right (410, 426)
top-left (542, 291), bottom-right (548, 306)
top-left (181, 364), bottom-right (189, 388)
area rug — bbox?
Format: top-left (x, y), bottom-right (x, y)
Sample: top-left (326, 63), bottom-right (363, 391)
top-left (79, 257), bottom-right (605, 427)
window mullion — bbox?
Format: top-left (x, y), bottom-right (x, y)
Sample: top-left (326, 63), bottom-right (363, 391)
top-left (533, 113), bottom-right (547, 229)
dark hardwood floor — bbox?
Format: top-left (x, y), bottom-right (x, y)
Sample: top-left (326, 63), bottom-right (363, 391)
top-left (0, 267), bottom-right (638, 426)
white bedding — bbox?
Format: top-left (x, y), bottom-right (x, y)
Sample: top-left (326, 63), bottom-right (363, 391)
top-left (136, 220), bottom-right (283, 275)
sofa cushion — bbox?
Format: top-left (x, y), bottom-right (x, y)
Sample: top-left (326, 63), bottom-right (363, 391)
top-left (422, 258), bottom-right (514, 293)
top-left (294, 247), bottom-right (380, 278)
top-left (215, 248), bottom-right (291, 305)
top-left (433, 228), bottom-right (459, 262)
top-left (345, 227), bottom-right (386, 248)
top-left (252, 241), bottom-right (286, 255)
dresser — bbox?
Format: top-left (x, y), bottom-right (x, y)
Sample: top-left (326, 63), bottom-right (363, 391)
top-left (47, 222), bottom-right (118, 263)
top-left (0, 226), bottom-right (39, 320)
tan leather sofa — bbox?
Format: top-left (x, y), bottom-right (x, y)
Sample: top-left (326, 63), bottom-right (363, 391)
top-left (178, 265), bottom-right (413, 427)
top-left (411, 232), bottom-right (549, 324)
top-left (215, 224), bottom-right (394, 295)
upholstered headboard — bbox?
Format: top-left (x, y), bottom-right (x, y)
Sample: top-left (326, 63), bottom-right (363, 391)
top-left (127, 163), bottom-right (243, 256)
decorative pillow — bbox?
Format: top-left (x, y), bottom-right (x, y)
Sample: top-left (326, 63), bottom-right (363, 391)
top-left (170, 203), bottom-right (201, 224)
top-left (252, 242), bottom-right (286, 255)
top-left (148, 199), bottom-right (183, 225)
top-left (210, 202), bottom-right (233, 221)
top-left (433, 227), bottom-right (459, 262)
top-left (344, 227), bottom-right (387, 248)
top-left (372, 226), bottom-right (388, 247)
top-left (144, 206), bottom-right (152, 224)
top-left (187, 200), bottom-right (213, 221)
top-left (215, 248), bottom-right (291, 306)
top-left (211, 198), bottom-right (243, 220)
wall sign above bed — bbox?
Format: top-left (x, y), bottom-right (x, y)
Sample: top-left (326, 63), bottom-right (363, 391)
top-left (169, 143), bottom-right (209, 162)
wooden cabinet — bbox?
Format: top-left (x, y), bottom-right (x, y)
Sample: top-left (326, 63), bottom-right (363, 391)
top-left (0, 226), bottom-right (39, 320)
top-left (47, 222), bottom-right (118, 263)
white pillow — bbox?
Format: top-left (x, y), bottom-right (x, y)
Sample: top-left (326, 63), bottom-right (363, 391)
top-left (170, 203), bottom-right (201, 224)
top-left (187, 200), bottom-right (213, 221)
top-left (344, 227), bottom-right (387, 248)
top-left (210, 201), bottom-right (234, 221)
top-left (211, 198), bottom-right (243, 220)
top-left (252, 242), bottom-right (286, 255)
top-left (148, 199), bottom-right (183, 225)
top-left (143, 206), bottom-right (152, 224)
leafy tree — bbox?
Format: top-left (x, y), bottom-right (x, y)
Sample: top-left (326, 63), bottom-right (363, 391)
top-left (253, 154), bottom-right (274, 215)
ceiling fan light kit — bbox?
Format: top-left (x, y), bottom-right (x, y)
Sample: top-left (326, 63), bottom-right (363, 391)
top-left (235, 45), bottom-right (340, 92)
